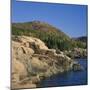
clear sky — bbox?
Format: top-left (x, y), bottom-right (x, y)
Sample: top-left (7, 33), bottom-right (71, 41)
top-left (12, 0), bottom-right (87, 37)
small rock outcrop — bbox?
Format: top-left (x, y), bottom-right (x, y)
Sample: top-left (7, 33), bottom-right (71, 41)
top-left (11, 36), bottom-right (81, 89)
top-left (72, 62), bottom-right (84, 71)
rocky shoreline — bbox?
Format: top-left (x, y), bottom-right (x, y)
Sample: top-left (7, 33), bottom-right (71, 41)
top-left (63, 48), bottom-right (87, 59)
top-left (11, 36), bottom-right (84, 89)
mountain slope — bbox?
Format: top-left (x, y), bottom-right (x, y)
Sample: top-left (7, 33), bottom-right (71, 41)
top-left (12, 21), bottom-right (86, 51)
top-left (74, 36), bottom-right (87, 43)
top-left (12, 21), bottom-right (70, 39)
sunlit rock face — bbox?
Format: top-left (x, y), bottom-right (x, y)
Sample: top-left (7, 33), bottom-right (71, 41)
top-left (11, 36), bottom-right (77, 89)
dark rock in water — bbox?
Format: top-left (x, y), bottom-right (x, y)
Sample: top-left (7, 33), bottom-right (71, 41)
top-left (72, 63), bottom-right (84, 71)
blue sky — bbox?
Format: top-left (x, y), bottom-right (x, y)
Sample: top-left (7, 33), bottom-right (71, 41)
top-left (12, 0), bottom-right (87, 37)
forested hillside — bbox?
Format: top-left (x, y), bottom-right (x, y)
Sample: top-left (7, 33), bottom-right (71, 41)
top-left (12, 21), bottom-right (87, 51)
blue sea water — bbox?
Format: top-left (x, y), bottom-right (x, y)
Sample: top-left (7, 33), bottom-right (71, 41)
top-left (39, 58), bottom-right (87, 87)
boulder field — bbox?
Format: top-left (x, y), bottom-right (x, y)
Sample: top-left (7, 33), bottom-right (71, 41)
top-left (11, 36), bottom-right (83, 89)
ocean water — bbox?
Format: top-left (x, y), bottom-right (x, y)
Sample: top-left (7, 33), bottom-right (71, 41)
top-left (39, 58), bottom-right (87, 88)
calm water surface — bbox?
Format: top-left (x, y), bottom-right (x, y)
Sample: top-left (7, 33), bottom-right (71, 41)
top-left (39, 58), bottom-right (87, 87)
